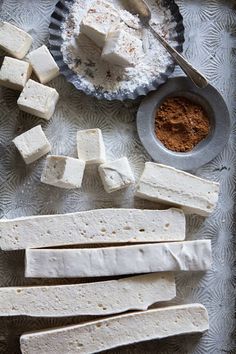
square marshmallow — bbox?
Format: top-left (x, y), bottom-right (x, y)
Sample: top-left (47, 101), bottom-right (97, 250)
top-left (0, 56), bottom-right (32, 91)
top-left (102, 29), bottom-right (144, 67)
top-left (80, 0), bottom-right (120, 48)
top-left (27, 45), bottom-right (59, 84)
top-left (77, 128), bottom-right (106, 164)
top-left (99, 157), bottom-right (135, 193)
top-left (13, 125), bottom-right (51, 164)
top-left (41, 155), bottom-right (85, 189)
top-left (0, 21), bottom-right (32, 59)
top-left (17, 79), bottom-right (59, 120)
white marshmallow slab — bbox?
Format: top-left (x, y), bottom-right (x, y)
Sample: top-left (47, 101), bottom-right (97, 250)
top-left (20, 304), bottom-right (209, 354)
top-left (25, 240), bottom-right (212, 278)
top-left (27, 45), bottom-right (59, 84)
top-left (13, 125), bottom-right (51, 165)
top-left (80, 0), bottom-right (120, 48)
top-left (41, 155), bottom-right (85, 189)
top-left (17, 79), bottom-right (59, 120)
top-left (99, 157), bottom-right (135, 193)
top-left (0, 56), bottom-right (32, 91)
top-left (102, 29), bottom-right (144, 67)
top-left (0, 208), bottom-right (185, 251)
top-left (77, 128), bottom-right (106, 164)
top-left (0, 21), bottom-right (32, 59)
top-left (136, 162), bottom-right (220, 216)
top-left (0, 273), bottom-right (175, 317)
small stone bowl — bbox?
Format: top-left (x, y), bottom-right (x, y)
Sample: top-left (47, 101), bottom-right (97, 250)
top-left (136, 76), bottom-right (231, 171)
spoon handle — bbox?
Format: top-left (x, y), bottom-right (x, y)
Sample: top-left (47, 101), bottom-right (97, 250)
top-left (148, 25), bottom-right (208, 89)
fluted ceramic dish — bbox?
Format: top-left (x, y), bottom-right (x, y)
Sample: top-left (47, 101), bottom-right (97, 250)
top-left (137, 76), bottom-right (231, 171)
top-left (49, 0), bottom-right (184, 100)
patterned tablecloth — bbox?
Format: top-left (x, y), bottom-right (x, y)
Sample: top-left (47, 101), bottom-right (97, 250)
top-left (0, 0), bottom-right (235, 353)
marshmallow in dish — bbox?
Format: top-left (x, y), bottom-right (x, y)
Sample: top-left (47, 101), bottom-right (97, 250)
top-left (79, 0), bottom-right (144, 67)
top-left (80, 0), bottom-right (120, 48)
top-left (102, 27), bottom-right (144, 67)
top-left (61, 0), bottom-right (175, 98)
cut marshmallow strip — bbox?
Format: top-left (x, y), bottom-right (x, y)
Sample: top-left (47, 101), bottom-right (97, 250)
top-left (0, 273), bottom-right (175, 317)
top-left (136, 162), bottom-right (219, 217)
top-left (25, 240), bottom-right (212, 278)
top-left (20, 304), bottom-right (209, 354)
top-left (0, 208), bottom-right (185, 251)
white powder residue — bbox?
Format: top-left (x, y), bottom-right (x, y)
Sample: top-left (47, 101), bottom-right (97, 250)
top-left (119, 10), bottom-right (141, 30)
top-left (61, 0), bottom-right (177, 97)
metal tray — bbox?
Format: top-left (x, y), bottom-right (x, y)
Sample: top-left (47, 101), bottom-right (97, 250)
top-left (0, 0), bottom-right (235, 353)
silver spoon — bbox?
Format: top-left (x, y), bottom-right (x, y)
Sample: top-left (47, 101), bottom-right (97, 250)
top-left (124, 0), bottom-right (208, 88)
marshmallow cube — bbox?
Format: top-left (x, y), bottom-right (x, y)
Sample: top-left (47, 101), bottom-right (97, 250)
top-left (13, 125), bottom-right (51, 164)
top-left (0, 21), bottom-right (32, 59)
top-left (17, 79), bottom-right (59, 120)
top-left (80, 0), bottom-right (120, 48)
top-left (27, 45), bottom-right (59, 84)
top-left (0, 56), bottom-right (32, 91)
top-left (77, 128), bottom-right (106, 165)
top-left (102, 29), bottom-right (144, 67)
top-left (99, 157), bottom-right (135, 193)
top-left (41, 155), bottom-right (85, 189)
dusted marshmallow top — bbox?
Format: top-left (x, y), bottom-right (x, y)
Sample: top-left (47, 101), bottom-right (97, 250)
top-left (102, 28), bottom-right (144, 67)
top-left (80, 0), bottom-right (120, 48)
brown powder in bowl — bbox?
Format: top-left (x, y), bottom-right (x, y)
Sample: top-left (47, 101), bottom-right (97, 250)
top-left (155, 96), bottom-right (210, 152)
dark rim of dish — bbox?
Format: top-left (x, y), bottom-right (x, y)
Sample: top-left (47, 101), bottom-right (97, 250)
top-left (49, 0), bottom-right (185, 101)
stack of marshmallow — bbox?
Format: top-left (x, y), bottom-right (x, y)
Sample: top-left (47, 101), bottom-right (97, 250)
top-left (0, 21), bottom-right (60, 119)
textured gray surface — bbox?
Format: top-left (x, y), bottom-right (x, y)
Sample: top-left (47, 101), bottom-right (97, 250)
top-left (0, 0), bottom-right (235, 353)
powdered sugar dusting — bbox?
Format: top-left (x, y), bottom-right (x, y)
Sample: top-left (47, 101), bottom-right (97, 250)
top-left (61, 0), bottom-right (177, 97)
top-left (119, 10), bottom-right (141, 30)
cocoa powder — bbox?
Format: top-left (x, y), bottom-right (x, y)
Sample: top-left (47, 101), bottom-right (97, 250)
top-left (155, 96), bottom-right (210, 152)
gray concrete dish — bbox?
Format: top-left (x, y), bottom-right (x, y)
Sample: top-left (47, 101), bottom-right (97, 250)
top-left (137, 76), bottom-right (231, 171)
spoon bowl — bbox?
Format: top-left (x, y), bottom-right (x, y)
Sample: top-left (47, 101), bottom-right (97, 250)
top-left (124, 0), bottom-right (208, 88)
